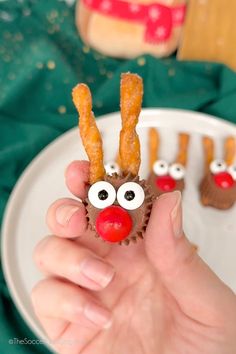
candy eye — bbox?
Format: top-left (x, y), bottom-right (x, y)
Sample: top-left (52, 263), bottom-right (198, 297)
top-left (104, 161), bottom-right (120, 175)
top-left (153, 160), bottom-right (168, 176)
top-left (228, 165), bottom-right (236, 180)
top-left (117, 182), bottom-right (145, 210)
top-left (210, 159), bottom-right (227, 174)
top-left (169, 163), bottom-right (185, 180)
top-left (88, 181), bottom-right (116, 209)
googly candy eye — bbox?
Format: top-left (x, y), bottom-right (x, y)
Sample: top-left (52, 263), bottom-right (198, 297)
top-left (169, 163), bottom-right (185, 180)
top-left (104, 161), bottom-right (120, 175)
top-left (117, 182), bottom-right (145, 210)
top-left (153, 160), bottom-right (168, 176)
top-left (210, 159), bottom-right (227, 174)
top-left (228, 164), bottom-right (236, 180)
top-left (88, 181), bottom-right (116, 209)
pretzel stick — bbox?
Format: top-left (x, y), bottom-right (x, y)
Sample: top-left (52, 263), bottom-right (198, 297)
top-left (175, 133), bottom-right (190, 166)
top-left (72, 84), bottom-right (105, 184)
top-left (224, 136), bottom-right (236, 166)
top-left (149, 128), bottom-right (159, 171)
top-left (119, 73), bottom-right (143, 175)
top-left (202, 136), bottom-right (214, 172)
top-left (116, 153), bottom-right (121, 167)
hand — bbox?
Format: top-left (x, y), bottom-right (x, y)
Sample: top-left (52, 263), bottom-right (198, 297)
top-left (32, 161), bottom-right (236, 354)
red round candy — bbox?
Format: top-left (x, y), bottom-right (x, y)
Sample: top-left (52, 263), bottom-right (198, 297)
top-left (155, 175), bottom-right (176, 191)
top-left (213, 172), bottom-right (234, 189)
top-left (95, 205), bottom-right (133, 243)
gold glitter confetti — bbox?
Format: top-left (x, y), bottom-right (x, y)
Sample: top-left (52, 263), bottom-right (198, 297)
top-left (3, 55), bottom-right (11, 63)
top-left (198, 89), bottom-right (207, 95)
top-left (163, 59), bottom-right (172, 65)
top-left (23, 8), bottom-right (31, 16)
top-left (107, 71), bottom-right (113, 79)
top-left (168, 68), bottom-right (175, 76)
top-left (99, 68), bottom-right (106, 75)
top-left (8, 73), bottom-right (16, 80)
top-left (82, 45), bottom-right (90, 54)
top-left (36, 62), bottom-right (44, 69)
top-left (31, 43), bottom-right (39, 53)
top-left (50, 10), bottom-right (58, 19)
top-left (87, 76), bottom-right (95, 83)
top-left (47, 25), bottom-right (60, 35)
top-left (95, 101), bottom-right (103, 108)
top-left (94, 53), bottom-right (104, 60)
top-left (47, 60), bottom-right (56, 70)
top-left (58, 105), bottom-right (66, 114)
top-left (205, 64), bottom-right (212, 73)
top-left (137, 57), bottom-right (146, 66)
top-left (54, 24), bottom-right (60, 32)
top-left (59, 16), bottom-right (64, 24)
top-left (3, 31), bottom-right (11, 39)
top-left (14, 32), bottom-right (24, 41)
top-left (47, 10), bottom-right (58, 23)
top-left (47, 28), bottom-right (54, 35)
top-left (45, 83), bottom-right (52, 91)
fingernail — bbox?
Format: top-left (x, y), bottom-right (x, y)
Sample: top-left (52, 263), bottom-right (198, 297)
top-left (56, 204), bottom-right (79, 226)
top-left (80, 258), bottom-right (115, 288)
top-left (84, 302), bottom-right (112, 329)
top-left (170, 191), bottom-right (183, 238)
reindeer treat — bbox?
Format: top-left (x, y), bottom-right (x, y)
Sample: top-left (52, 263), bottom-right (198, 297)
top-left (72, 73), bottom-right (153, 245)
top-left (76, 0), bottom-right (187, 59)
top-left (199, 136), bottom-right (236, 210)
top-left (148, 128), bottom-right (189, 197)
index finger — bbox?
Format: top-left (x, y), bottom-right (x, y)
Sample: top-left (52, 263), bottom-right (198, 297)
top-left (65, 160), bottom-right (90, 200)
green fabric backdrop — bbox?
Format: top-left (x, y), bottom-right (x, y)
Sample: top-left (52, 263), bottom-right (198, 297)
top-left (1, 0), bottom-right (236, 352)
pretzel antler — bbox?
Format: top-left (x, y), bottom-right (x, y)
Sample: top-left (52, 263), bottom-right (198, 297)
top-left (116, 152), bottom-right (121, 167)
top-left (202, 136), bottom-right (214, 172)
top-left (149, 128), bottom-right (160, 171)
top-left (224, 136), bottom-right (236, 166)
top-left (72, 84), bottom-right (105, 184)
top-left (175, 133), bottom-right (190, 166)
top-left (119, 73), bottom-right (143, 175)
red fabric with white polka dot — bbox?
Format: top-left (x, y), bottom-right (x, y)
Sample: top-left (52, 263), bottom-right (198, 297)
top-left (83, 0), bottom-right (186, 43)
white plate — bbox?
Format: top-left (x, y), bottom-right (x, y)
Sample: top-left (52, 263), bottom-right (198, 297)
top-left (2, 108), bottom-right (236, 350)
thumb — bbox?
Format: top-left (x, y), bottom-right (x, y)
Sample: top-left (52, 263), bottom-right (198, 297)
top-left (145, 191), bottom-right (236, 326)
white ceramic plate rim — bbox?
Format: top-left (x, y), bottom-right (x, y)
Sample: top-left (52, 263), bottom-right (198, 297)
top-left (1, 108), bottom-right (236, 349)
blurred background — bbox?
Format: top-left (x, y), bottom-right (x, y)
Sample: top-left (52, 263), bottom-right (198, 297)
top-left (1, 0), bottom-right (236, 352)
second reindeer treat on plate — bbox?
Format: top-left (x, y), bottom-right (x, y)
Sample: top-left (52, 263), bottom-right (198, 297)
top-left (72, 73), bottom-right (153, 245)
top-left (199, 136), bottom-right (236, 210)
top-left (147, 128), bottom-right (190, 197)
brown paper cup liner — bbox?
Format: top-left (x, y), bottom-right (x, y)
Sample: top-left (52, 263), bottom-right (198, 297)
top-left (200, 173), bottom-right (236, 210)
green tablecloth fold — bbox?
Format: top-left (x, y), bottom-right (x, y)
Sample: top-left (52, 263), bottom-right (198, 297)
top-left (1, 0), bottom-right (236, 353)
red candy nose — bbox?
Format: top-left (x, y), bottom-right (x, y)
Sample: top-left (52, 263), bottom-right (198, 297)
top-left (155, 175), bottom-right (176, 192)
top-left (214, 172), bottom-right (234, 189)
top-left (96, 205), bottom-right (132, 243)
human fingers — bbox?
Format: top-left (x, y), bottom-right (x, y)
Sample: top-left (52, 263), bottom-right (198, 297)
top-left (65, 160), bottom-right (90, 200)
top-left (46, 198), bottom-right (87, 238)
top-left (34, 236), bottom-right (115, 291)
top-left (145, 191), bottom-right (236, 326)
top-left (31, 278), bottom-right (112, 329)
